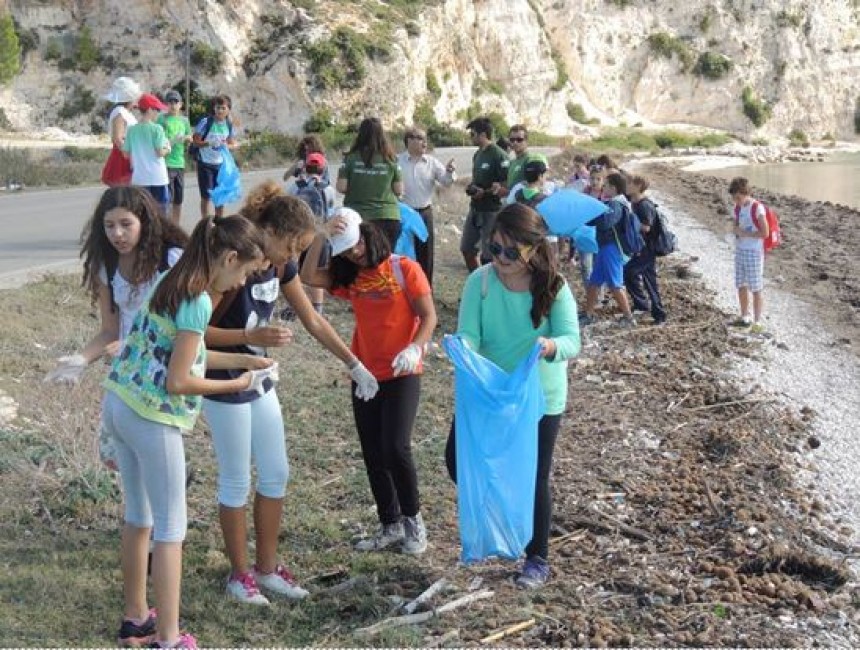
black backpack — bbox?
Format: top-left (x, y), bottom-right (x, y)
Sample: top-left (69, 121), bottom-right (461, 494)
top-left (514, 188), bottom-right (548, 208)
top-left (649, 202), bottom-right (678, 257)
top-left (294, 177), bottom-right (328, 219)
top-left (188, 116), bottom-right (233, 164)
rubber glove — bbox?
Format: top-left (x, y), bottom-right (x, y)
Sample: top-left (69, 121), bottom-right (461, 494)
top-left (350, 361), bottom-right (379, 401)
top-left (391, 343), bottom-right (423, 377)
top-left (247, 362), bottom-right (279, 395)
top-left (44, 354), bottom-right (87, 384)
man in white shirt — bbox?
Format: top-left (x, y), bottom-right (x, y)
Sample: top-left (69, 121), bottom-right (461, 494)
top-left (397, 127), bottom-right (456, 284)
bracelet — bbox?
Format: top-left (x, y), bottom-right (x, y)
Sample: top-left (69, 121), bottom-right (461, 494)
top-left (347, 358), bottom-right (359, 370)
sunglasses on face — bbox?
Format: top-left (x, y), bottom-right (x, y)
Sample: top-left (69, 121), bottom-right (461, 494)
top-left (488, 241), bottom-right (524, 262)
top-left (407, 134), bottom-right (426, 141)
top-left (509, 136), bottom-right (526, 143)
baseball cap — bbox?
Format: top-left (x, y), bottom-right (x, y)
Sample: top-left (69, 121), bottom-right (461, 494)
top-left (164, 89), bottom-right (182, 103)
top-left (524, 157), bottom-right (548, 176)
top-left (305, 152), bottom-right (327, 170)
top-left (328, 207), bottom-right (362, 256)
top-left (137, 93), bottom-right (167, 112)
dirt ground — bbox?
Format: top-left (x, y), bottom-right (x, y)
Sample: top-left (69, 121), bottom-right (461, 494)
top-left (0, 166), bottom-right (858, 646)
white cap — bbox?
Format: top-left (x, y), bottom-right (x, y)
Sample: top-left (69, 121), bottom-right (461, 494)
top-left (104, 77), bottom-right (142, 103)
top-left (328, 207), bottom-right (362, 256)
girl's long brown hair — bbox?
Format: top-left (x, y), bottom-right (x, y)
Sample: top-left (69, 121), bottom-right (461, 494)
top-left (148, 215), bottom-right (264, 318)
top-left (492, 203), bottom-right (564, 328)
top-left (348, 117), bottom-right (395, 167)
top-left (80, 186), bottom-right (189, 309)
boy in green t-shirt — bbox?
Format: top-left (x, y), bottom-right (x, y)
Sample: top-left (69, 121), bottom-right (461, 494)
top-left (158, 90), bottom-right (193, 224)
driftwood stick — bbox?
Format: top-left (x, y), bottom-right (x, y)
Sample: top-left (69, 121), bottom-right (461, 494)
top-left (703, 478), bottom-right (724, 518)
top-left (572, 512), bottom-right (653, 542)
top-left (356, 590), bottom-right (494, 636)
top-left (402, 577), bottom-right (448, 614)
top-left (319, 576), bottom-right (367, 596)
top-left (550, 529), bottom-right (588, 546)
top-left (667, 391), bottom-right (691, 413)
top-left (685, 397), bottom-right (778, 412)
top-left (480, 618), bottom-right (536, 644)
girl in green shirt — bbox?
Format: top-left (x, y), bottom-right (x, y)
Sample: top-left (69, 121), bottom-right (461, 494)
top-left (445, 202), bottom-right (581, 589)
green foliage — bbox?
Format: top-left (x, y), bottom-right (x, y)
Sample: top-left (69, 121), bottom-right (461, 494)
top-left (550, 49), bottom-right (569, 91)
top-left (302, 108), bottom-right (357, 153)
top-left (169, 79), bottom-right (210, 126)
top-left (0, 107), bottom-right (11, 130)
top-left (0, 13), bottom-right (22, 85)
top-left (44, 38), bottom-right (61, 61)
top-left (775, 9), bottom-right (804, 28)
top-left (741, 86), bottom-right (771, 127)
top-left (0, 146), bottom-right (104, 185)
top-left (566, 102), bottom-right (599, 125)
top-left (236, 130), bottom-right (300, 168)
top-left (412, 97), bottom-right (436, 126)
top-left (425, 69), bottom-right (441, 98)
top-left (60, 146), bottom-right (103, 162)
top-left (787, 128), bottom-right (809, 147)
top-left (606, 0), bottom-right (633, 7)
top-left (304, 26), bottom-right (391, 90)
top-left (11, 19), bottom-right (37, 57)
top-left (191, 40), bottom-right (223, 76)
top-left (405, 21), bottom-right (420, 37)
top-left (75, 25), bottom-right (99, 73)
top-left (855, 97), bottom-right (860, 134)
top-left (584, 127), bottom-right (731, 153)
top-left (693, 51), bottom-right (732, 79)
top-left (698, 8), bottom-right (714, 33)
top-left (58, 85), bottom-right (96, 120)
top-left (473, 77), bottom-right (504, 95)
top-left (647, 31), bottom-right (694, 71)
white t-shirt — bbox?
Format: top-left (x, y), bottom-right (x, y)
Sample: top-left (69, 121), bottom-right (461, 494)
top-left (736, 200), bottom-right (766, 252)
top-left (97, 247), bottom-right (183, 339)
top-left (108, 105), bottom-right (137, 135)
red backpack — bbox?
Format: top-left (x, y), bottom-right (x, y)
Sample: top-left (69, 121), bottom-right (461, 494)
top-left (735, 200), bottom-right (782, 253)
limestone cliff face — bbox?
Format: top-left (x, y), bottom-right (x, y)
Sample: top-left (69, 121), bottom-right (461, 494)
top-left (2, 0), bottom-right (859, 139)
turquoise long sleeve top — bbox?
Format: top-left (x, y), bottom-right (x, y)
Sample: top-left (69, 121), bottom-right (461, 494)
top-left (456, 265), bottom-right (581, 415)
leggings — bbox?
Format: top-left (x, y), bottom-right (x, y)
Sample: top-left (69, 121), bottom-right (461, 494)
top-left (103, 391), bottom-right (187, 542)
top-left (203, 389), bottom-right (289, 508)
top-left (445, 413), bottom-right (562, 561)
top-left (352, 374), bottom-right (421, 525)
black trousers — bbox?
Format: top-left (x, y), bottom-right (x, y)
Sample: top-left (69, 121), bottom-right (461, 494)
top-left (372, 219), bottom-right (403, 251)
top-left (445, 414), bottom-right (562, 561)
top-left (414, 206), bottom-right (435, 286)
top-left (624, 248), bottom-right (666, 321)
top-left (352, 374), bottom-right (421, 525)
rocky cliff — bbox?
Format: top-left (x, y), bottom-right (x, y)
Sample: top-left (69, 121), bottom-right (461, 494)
top-left (1, 0), bottom-right (859, 140)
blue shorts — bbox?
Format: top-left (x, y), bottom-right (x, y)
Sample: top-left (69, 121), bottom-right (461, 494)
top-left (588, 242), bottom-right (624, 289)
top-left (197, 162), bottom-right (220, 200)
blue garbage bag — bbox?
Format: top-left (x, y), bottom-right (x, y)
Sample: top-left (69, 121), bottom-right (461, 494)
top-left (443, 335), bottom-right (546, 563)
top-left (210, 147), bottom-right (242, 207)
top-left (572, 225), bottom-right (598, 254)
top-left (393, 202), bottom-right (428, 261)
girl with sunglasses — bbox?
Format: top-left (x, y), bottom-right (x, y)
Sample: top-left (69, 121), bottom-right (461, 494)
top-left (445, 203), bottom-right (581, 589)
top-left (301, 209), bottom-right (437, 555)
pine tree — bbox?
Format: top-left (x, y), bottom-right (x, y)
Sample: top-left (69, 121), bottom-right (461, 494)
top-left (0, 13), bottom-right (22, 85)
top-left (76, 25), bottom-right (98, 73)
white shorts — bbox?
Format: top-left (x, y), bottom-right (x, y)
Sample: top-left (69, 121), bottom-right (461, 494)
top-left (735, 248), bottom-right (764, 292)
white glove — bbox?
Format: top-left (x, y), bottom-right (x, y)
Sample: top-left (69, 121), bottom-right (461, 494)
top-left (350, 361), bottom-right (379, 401)
top-left (44, 354), bottom-right (87, 384)
top-left (98, 423), bottom-right (118, 470)
top-left (247, 362), bottom-right (279, 395)
top-left (391, 343), bottom-right (423, 377)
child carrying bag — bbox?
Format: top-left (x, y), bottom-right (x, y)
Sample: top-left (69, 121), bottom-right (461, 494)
top-left (210, 147), bottom-right (242, 207)
top-left (443, 335), bottom-right (546, 563)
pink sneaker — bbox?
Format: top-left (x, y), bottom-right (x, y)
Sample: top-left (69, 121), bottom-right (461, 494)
top-left (254, 564), bottom-right (309, 599)
top-left (226, 571), bottom-right (270, 606)
top-left (150, 632), bottom-right (198, 648)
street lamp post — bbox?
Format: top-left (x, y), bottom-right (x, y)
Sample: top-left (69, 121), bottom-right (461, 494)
top-left (185, 29), bottom-right (190, 118)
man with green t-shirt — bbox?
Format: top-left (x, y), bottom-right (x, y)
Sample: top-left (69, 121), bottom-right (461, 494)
top-left (460, 117), bottom-right (510, 271)
top-left (158, 90), bottom-right (193, 224)
top-left (506, 124), bottom-right (546, 191)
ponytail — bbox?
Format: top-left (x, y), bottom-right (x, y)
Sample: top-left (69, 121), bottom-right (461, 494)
top-left (148, 215), bottom-right (263, 318)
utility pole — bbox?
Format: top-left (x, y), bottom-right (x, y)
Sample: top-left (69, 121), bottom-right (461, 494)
top-left (185, 29), bottom-right (191, 118)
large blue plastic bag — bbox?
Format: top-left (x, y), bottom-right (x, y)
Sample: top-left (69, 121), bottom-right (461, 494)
top-left (443, 335), bottom-right (546, 563)
top-left (211, 147), bottom-right (242, 207)
top-left (394, 202), bottom-right (429, 261)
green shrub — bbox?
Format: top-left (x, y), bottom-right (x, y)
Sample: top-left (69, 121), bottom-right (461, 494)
top-left (550, 49), bottom-right (568, 91)
top-left (693, 51), bottom-right (732, 79)
top-left (787, 128), bottom-right (809, 147)
top-left (405, 21), bottom-right (420, 37)
top-left (741, 86), bottom-right (771, 127)
top-left (58, 85), bottom-right (96, 120)
top-left (425, 70), bottom-right (441, 98)
top-left (855, 97), bottom-right (860, 134)
top-left (75, 25), bottom-right (99, 73)
top-left (0, 13), bottom-right (21, 84)
top-left (304, 26), bottom-right (388, 90)
top-left (0, 106), bottom-right (11, 130)
top-left (583, 128), bottom-right (731, 153)
top-left (236, 130), bottom-right (300, 169)
top-left (647, 32), bottom-right (694, 71)
top-left (413, 98), bottom-right (436, 126)
top-left (44, 38), bottom-right (61, 61)
top-left (566, 102), bottom-right (599, 125)
top-left (12, 19), bottom-right (37, 57)
top-left (191, 41), bottom-right (223, 76)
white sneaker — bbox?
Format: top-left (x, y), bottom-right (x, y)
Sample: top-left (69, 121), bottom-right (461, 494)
top-left (254, 564), bottom-right (309, 600)
top-left (226, 571), bottom-right (270, 606)
top-left (354, 522), bottom-right (404, 551)
top-left (402, 513), bottom-right (428, 555)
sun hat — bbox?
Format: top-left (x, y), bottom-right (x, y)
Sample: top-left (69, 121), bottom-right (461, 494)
top-left (328, 207), bottom-right (362, 256)
top-left (103, 77), bottom-right (142, 104)
top-left (164, 89), bottom-right (182, 103)
top-left (137, 93), bottom-right (168, 112)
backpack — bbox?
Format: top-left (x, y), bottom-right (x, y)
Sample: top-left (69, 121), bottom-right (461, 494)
top-left (648, 201), bottom-right (678, 257)
top-left (188, 116), bottom-right (233, 164)
top-left (734, 200), bottom-right (782, 253)
top-left (389, 254), bottom-right (416, 314)
top-left (514, 188), bottom-right (548, 208)
top-left (294, 177), bottom-right (328, 219)
top-left (612, 203), bottom-right (645, 259)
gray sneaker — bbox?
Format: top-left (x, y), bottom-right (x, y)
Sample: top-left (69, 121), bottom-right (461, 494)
top-left (618, 315), bottom-right (637, 328)
top-left (402, 513), bottom-right (428, 555)
top-left (354, 521), bottom-right (404, 551)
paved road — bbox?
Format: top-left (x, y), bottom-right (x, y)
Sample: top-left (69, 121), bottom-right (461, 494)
top-left (0, 146), bottom-right (558, 288)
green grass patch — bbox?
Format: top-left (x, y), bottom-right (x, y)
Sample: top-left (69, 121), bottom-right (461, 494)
top-left (692, 51), bottom-right (732, 80)
top-left (741, 86), bottom-right (772, 127)
top-left (647, 31), bottom-right (694, 71)
top-left (582, 128), bottom-right (731, 153)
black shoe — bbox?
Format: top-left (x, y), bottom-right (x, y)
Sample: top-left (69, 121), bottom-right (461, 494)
top-left (118, 609), bottom-right (157, 647)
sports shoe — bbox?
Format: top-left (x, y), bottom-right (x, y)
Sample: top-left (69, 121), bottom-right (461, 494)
top-left (729, 316), bottom-right (752, 327)
top-left (148, 633), bottom-right (198, 648)
top-left (618, 315), bottom-right (637, 328)
top-left (354, 521), bottom-right (405, 551)
top-left (226, 571), bottom-right (270, 606)
top-left (515, 556), bottom-right (551, 589)
top-left (749, 322), bottom-right (766, 334)
top-left (118, 608), bottom-right (156, 647)
top-left (401, 513), bottom-right (428, 555)
top-left (254, 564), bottom-right (309, 600)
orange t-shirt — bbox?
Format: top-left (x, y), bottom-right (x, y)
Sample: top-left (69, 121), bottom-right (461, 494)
top-left (330, 257), bottom-right (431, 382)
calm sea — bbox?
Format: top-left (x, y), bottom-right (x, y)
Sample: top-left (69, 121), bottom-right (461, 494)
top-left (707, 152), bottom-right (860, 210)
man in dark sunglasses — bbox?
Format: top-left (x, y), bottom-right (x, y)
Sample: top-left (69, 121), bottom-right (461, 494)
top-left (506, 125), bottom-right (546, 191)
